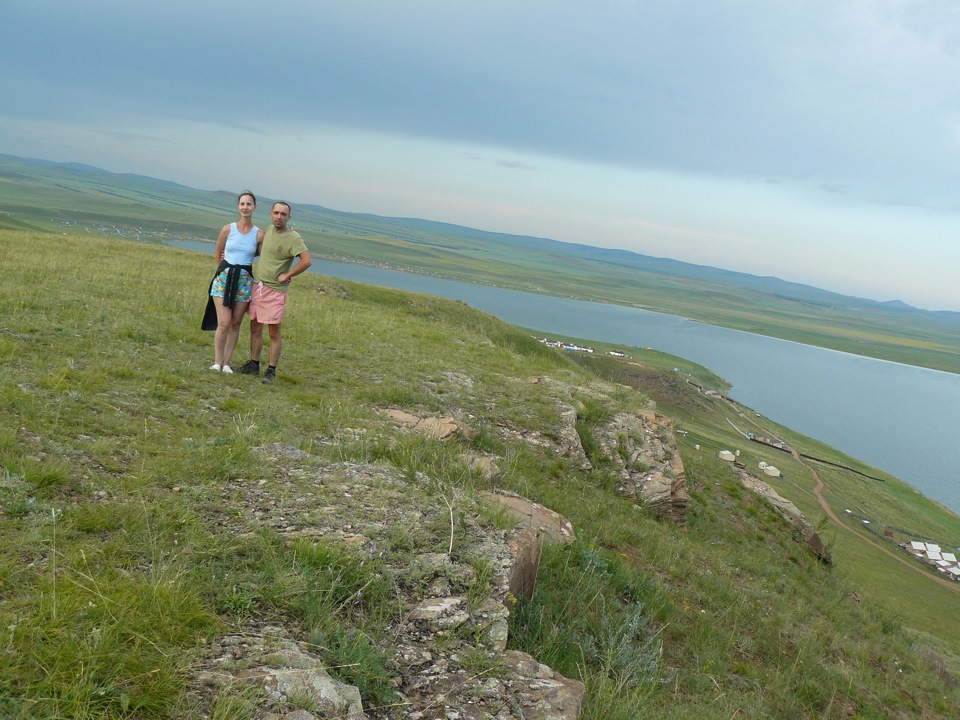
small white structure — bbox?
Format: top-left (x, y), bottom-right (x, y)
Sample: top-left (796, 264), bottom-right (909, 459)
top-left (762, 465), bottom-right (781, 477)
top-left (926, 543), bottom-right (942, 554)
top-left (910, 541), bottom-right (926, 552)
top-left (943, 553), bottom-right (957, 563)
top-left (719, 450), bottom-right (736, 462)
top-left (759, 461), bottom-right (768, 470)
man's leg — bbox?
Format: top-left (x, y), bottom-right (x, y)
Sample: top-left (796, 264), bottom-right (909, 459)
top-left (250, 319), bottom-right (265, 362)
top-left (267, 322), bottom-right (282, 367)
top-left (261, 323), bottom-right (283, 384)
top-left (238, 318), bottom-right (265, 374)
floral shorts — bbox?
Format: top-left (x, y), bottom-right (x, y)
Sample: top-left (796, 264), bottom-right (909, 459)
top-left (210, 269), bottom-right (254, 302)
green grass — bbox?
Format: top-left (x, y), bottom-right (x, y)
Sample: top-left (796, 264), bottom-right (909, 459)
top-left (2, 228), bottom-right (960, 718)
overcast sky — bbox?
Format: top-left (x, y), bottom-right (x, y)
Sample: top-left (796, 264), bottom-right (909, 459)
top-left (3, 0), bottom-right (960, 310)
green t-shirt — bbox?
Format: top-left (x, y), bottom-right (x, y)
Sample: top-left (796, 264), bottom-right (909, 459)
top-left (254, 226), bottom-right (309, 292)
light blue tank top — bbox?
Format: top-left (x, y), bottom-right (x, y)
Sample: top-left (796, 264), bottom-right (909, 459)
top-left (223, 222), bottom-right (259, 265)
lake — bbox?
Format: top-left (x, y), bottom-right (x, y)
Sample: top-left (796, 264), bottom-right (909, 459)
top-left (177, 241), bottom-right (960, 516)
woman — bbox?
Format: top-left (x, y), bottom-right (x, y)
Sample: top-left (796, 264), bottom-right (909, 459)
top-left (208, 191), bottom-right (264, 373)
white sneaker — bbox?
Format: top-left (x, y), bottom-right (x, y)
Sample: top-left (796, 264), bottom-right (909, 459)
top-left (210, 363), bottom-right (222, 371)
top-left (221, 365), bottom-right (234, 374)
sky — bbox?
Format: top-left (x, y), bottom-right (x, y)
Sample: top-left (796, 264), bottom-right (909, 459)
top-left (3, 0), bottom-right (960, 311)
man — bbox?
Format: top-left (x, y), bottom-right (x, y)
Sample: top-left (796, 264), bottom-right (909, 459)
top-left (237, 201), bottom-right (312, 384)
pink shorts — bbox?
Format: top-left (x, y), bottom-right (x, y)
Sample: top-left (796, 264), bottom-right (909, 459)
top-left (249, 282), bottom-right (289, 325)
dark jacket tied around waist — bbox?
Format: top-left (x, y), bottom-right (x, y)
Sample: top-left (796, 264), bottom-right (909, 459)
top-left (201, 259), bottom-right (253, 331)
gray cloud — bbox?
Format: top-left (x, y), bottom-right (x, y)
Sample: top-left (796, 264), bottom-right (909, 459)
top-left (6, 0), bottom-right (960, 209)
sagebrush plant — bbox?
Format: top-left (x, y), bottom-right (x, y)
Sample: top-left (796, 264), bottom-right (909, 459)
top-left (2, 229), bottom-right (960, 719)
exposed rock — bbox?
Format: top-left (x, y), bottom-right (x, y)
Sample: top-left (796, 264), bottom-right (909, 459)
top-left (592, 408), bottom-right (689, 524)
top-left (410, 596), bottom-right (471, 630)
top-left (484, 492), bottom-right (575, 546)
top-left (737, 469), bottom-right (832, 563)
top-left (472, 598), bottom-right (511, 651)
top-left (377, 408), bottom-right (476, 442)
top-left (483, 492), bottom-right (576, 601)
top-left (193, 626), bottom-right (368, 720)
top-left (284, 710), bottom-right (319, 720)
top-left (489, 393), bottom-right (687, 523)
top-left (502, 650), bottom-right (585, 720)
top-left (556, 406), bottom-right (591, 470)
top-left (315, 281), bottom-right (352, 299)
top-left (469, 455), bottom-right (502, 481)
top-left (194, 447), bottom-right (585, 719)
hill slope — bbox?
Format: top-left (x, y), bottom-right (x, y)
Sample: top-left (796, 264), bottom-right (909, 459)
top-left (2, 229), bottom-right (959, 718)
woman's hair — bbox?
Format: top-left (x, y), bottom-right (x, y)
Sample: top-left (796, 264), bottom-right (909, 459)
top-left (237, 190), bottom-right (257, 206)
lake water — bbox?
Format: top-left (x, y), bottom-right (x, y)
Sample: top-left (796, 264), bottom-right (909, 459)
top-left (176, 241), bottom-right (960, 515)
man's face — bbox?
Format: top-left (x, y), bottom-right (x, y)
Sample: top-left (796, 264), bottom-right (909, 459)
top-left (271, 204), bottom-right (290, 230)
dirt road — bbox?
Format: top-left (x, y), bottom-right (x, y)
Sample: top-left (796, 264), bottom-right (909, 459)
top-left (790, 447), bottom-right (960, 594)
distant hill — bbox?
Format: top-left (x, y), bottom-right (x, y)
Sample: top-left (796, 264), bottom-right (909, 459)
top-left (352, 213), bottom-right (910, 312)
top-left (2, 152), bottom-right (958, 371)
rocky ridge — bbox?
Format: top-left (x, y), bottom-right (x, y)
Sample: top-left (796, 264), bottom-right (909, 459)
top-left (189, 388), bottom-right (688, 718)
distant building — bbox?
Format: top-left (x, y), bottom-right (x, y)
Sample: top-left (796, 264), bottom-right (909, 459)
top-left (907, 540), bottom-right (960, 579)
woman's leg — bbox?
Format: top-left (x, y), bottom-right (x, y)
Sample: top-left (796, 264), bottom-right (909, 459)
top-left (213, 295), bottom-right (232, 366)
top-left (223, 301), bottom-right (250, 368)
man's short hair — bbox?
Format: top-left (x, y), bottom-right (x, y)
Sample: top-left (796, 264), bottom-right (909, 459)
top-left (272, 201), bottom-right (292, 215)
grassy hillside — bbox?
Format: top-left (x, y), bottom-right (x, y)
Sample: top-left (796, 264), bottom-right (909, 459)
top-left (3, 228), bottom-right (960, 718)
top-left (3, 153), bottom-right (959, 375)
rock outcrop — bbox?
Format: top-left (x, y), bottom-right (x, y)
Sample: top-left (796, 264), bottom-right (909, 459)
top-left (194, 627), bottom-right (368, 720)
top-left (378, 396), bottom-right (688, 524)
top-left (190, 445), bottom-right (584, 719)
top-left (377, 408), bottom-right (476, 442)
top-left (483, 491), bottom-right (576, 602)
top-left (592, 407), bottom-right (689, 524)
top-left (736, 469), bottom-right (832, 564)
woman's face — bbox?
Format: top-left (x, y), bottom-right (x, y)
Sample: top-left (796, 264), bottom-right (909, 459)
top-left (238, 194), bottom-right (256, 216)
